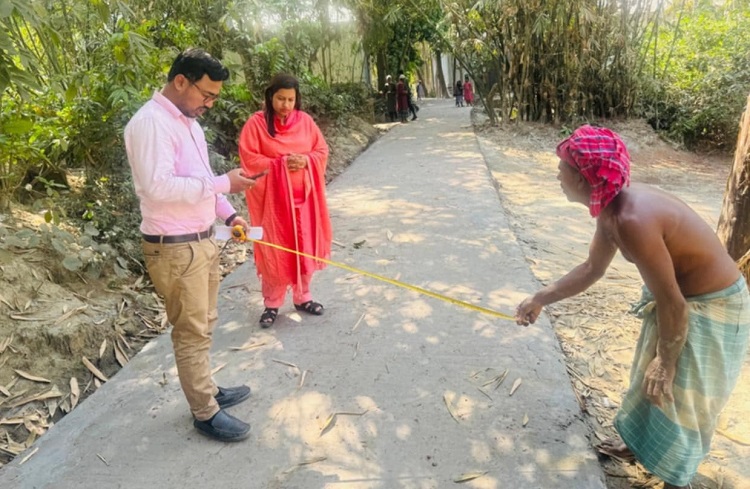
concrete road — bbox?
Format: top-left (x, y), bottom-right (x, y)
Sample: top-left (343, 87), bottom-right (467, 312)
top-left (0, 101), bottom-right (606, 489)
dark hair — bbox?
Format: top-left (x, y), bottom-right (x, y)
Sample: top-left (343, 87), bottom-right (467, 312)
top-left (264, 74), bottom-right (301, 137)
top-left (167, 48), bottom-right (229, 83)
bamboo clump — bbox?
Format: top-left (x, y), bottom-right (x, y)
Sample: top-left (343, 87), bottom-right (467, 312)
top-left (446, 0), bottom-right (662, 124)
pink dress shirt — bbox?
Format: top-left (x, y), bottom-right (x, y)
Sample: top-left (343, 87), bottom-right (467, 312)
top-left (124, 91), bottom-right (235, 235)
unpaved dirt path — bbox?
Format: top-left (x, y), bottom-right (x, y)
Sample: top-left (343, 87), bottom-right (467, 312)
top-left (476, 119), bottom-right (750, 489)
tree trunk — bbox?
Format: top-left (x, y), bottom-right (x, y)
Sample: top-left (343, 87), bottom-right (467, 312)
top-left (362, 45), bottom-right (372, 87)
top-left (717, 92), bottom-right (750, 264)
top-left (375, 49), bottom-right (387, 91)
top-left (434, 50), bottom-right (448, 98)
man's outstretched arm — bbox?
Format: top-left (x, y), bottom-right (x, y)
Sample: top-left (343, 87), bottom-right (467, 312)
top-left (516, 222), bottom-right (618, 325)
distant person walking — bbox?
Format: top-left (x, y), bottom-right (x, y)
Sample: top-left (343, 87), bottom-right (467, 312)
top-left (406, 80), bottom-right (418, 121)
top-left (454, 79), bottom-right (464, 107)
top-left (397, 74), bottom-right (410, 123)
top-left (125, 48), bottom-right (256, 442)
top-left (463, 75), bottom-right (474, 106)
top-left (238, 74), bottom-right (332, 329)
top-left (416, 80), bottom-right (425, 101)
top-left (383, 75), bottom-right (397, 122)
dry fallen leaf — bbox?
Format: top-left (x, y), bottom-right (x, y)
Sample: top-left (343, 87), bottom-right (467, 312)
top-left (55, 305), bottom-right (88, 325)
top-left (0, 334), bottom-right (13, 353)
top-left (98, 339), bottom-right (107, 359)
top-left (210, 363), bottom-right (227, 375)
top-left (320, 413), bottom-right (337, 436)
top-left (70, 377), bottom-right (80, 410)
top-left (319, 410), bottom-right (367, 436)
top-left (386, 229), bottom-right (393, 241)
top-left (298, 370), bottom-right (309, 389)
top-left (82, 357), bottom-right (108, 382)
top-left (443, 393), bottom-right (460, 423)
top-left (14, 370), bottom-right (51, 384)
top-left (297, 456), bottom-right (326, 466)
top-left (114, 343), bottom-right (129, 367)
top-left (476, 387), bottom-right (492, 401)
top-left (118, 334), bottom-right (132, 351)
top-left (0, 417), bottom-right (25, 425)
top-left (522, 413), bottom-right (529, 427)
top-left (351, 313), bottom-right (365, 331)
top-left (717, 429), bottom-right (750, 446)
top-left (509, 378), bottom-right (523, 396)
top-left (18, 447), bottom-right (39, 465)
top-left (281, 456), bottom-right (327, 475)
top-left (453, 471), bottom-right (487, 483)
top-left (229, 340), bottom-right (268, 351)
top-left (45, 398), bottom-right (58, 418)
top-left (6, 385), bottom-right (63, 409)
top-left (272, 358), bottom-right (299, 370)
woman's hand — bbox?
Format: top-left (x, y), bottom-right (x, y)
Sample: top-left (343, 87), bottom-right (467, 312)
top-left (287, 154), bottom-right (307, 172)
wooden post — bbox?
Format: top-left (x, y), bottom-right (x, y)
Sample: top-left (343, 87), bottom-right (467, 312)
top-left (717, 93), bottom-right (750, 281)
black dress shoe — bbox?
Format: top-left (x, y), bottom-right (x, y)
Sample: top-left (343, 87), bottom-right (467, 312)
top-left (215, 385), bottom-right (252, 409)
top-left (194, 409), bottom-right (250, 442)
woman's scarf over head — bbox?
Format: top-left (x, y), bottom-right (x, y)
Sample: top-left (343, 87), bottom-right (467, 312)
top-left (556, 125), bottom-right (631, 217)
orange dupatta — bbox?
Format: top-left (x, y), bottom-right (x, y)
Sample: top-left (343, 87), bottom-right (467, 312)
top-left (238, 110), bottom-right (332, 286)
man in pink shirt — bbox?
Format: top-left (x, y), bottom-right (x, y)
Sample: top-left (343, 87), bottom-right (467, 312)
top-left (125, 48), bottom-right (257, 442)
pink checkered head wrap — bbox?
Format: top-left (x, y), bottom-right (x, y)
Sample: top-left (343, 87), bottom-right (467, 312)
top-left (556, 125), bottom-right (631, 217)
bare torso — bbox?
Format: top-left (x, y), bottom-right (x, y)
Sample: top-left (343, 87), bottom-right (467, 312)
top-left (600, 183), bottom-right (739, 297)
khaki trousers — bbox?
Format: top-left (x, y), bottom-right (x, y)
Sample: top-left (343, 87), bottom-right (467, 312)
top-left (142, 238), bottom-right (220, 421)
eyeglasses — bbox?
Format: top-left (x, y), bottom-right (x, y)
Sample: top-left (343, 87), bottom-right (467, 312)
top-left (189, 82), bottom-right (219, 103)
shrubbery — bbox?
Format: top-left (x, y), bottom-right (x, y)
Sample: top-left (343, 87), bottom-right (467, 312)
top-left (639, 3), bottom-right (750, 149)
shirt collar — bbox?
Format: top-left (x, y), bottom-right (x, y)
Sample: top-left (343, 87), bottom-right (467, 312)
top-left (151, 90), bottom-right (192, 126)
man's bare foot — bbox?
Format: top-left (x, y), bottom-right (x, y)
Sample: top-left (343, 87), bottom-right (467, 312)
top-left (596, 439), bottom-right (691, 488)
top-left (595, 438), bottom-right (636, 462)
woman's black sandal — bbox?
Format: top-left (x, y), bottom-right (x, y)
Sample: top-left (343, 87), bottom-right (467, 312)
top-left (259, 307), bottom-right (278, 328)
top-left (294, 301), bottom-right (324, 316)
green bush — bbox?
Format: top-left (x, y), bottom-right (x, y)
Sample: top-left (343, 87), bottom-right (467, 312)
top-left (640, 4), bottom-right (750, 149)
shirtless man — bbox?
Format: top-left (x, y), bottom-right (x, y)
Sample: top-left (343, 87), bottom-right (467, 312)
top-left (515, 125), bottom-right (750, 489)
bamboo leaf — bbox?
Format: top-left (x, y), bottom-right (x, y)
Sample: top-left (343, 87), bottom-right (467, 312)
top-left (98, 339), bottom-right (107, 359)
top-left (717, 429), bottom-right (750, 446)
top-left (443, 393), bottom-right (460, 423)
top-left (14, 369), bottom-right (51, 383)
top-left (70, 377), bottom-right (79, 410)
top-left (320, 413), bottom-right (337, 436)
top-left (454, 471), bottom-right (487, 483)
top-left (509, 378), bottom-right (522, 396)
top-left (297, 456), bottom-right (326, 466)
top-left (114, 343), bottom-right (128, 367)
top-left (6, 385), bottom-right (63, 408)
top-left (82, 356), bottom-right (108, 382)
top-left (272, 358), bottom-right (299, 370)
top-left (229, 340), bottom-right (268, 351)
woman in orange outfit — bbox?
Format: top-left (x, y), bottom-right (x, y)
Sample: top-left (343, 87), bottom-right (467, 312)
top-left (238, 74), bottom-right (332, 328)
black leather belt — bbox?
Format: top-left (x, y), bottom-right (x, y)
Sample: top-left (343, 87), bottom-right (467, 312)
top-left (142, 226), bottom-right (214, 244)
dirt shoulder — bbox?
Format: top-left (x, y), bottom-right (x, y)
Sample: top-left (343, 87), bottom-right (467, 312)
top-left (0, 115), bottom-right (382, 467)
top-left (475, 118), bottom-right (750, 489)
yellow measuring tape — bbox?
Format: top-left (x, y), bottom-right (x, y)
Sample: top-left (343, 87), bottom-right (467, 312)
top-left (233, 227), bottom-right (514, 321)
